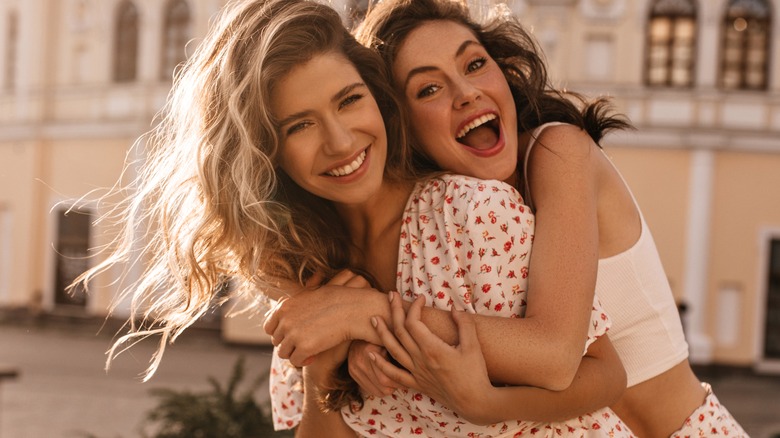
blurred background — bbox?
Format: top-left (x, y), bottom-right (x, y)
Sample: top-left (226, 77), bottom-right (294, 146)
top-left (0, 0), bottom-right (779, 436)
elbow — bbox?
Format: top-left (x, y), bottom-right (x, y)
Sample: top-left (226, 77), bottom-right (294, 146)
top-left (539, 346), bottom-right (582, 391)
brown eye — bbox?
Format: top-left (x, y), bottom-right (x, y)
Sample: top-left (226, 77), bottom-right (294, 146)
top-left (467, 57), bottom-right (487, 73)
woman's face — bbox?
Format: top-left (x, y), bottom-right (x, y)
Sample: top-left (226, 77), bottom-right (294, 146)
top-left (272, 52), bottom-right (388, 206)
top-left (393, 20), bottom-right (518, 181)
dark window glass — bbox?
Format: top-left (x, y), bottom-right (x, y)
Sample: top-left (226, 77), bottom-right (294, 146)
top-left (54, 209), bottom-right (91, 308)
top-left (114, 1), bottom-right (139, 82)
top-left (160, 0), bottom-right (191, 81)
top-left (720, 0), bottom-right (772, 90)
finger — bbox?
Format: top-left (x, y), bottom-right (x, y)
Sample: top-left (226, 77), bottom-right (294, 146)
top-left (348, 359), bottom-right (385, 397)
top-left (452, 308), bottom-right (479, 350)
top-left (261, 299), bottom-right (284, 335)
top-left (328, 269), bottom-right (357, 286)
top-left (369, 351), bottom-right (418, 390)
top-left (275, 340), bottom-right (294, 361)
top-left (373, 314), bottom-right (414, 370)
top-left (305, 271), bottom-right (326, 289)
top-left (348, 342), bottom-right (387, 397)
top-left (388, 292), bottom-right (422, 359)
top-left (369, 358), bottom-right (402, 395)
top-left (401, 295), bottom-right (445, 349)
top-left (344, 273), bottom-right (371, 289)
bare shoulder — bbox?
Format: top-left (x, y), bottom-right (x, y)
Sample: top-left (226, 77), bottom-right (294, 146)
top-left (532, 124), bottom-right (596, 159)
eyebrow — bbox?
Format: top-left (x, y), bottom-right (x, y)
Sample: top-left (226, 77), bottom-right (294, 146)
top-left (402, 39), bottom-right (481, 90)
top-left (277, 82), bottom-right (367, 128)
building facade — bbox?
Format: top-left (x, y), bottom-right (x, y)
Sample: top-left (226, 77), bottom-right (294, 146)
top-left (0, 0), bottom-right (778, 370)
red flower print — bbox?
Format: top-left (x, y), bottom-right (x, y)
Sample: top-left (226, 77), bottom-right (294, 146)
top-left (475, 216), bottom-right (484, 224)
top-left (371, 409), bottom-right (380, 415)
top-left (431, 256), bottom-right (440, 265)
top-left (504, 241), bottom-right (513, 252)
top-left (445, 195), bottom-right (453, 204)
top-left (467, 250), bottom-right (473, 259)
top-left (413, 427), bottom-right (423, 434)
top-left (482, 284), bottom-right (491, 293)
top-left (441, 281), bottom-right (450, 288)
top-left (454, 240), bottom-right (463, 248)
top-left (368, 419), bottom-right (376, 426)
top-left (428, 234), bottom-right (437, 242)
top-left (413, 393), bottom-right (423, 401)
top-left (699, 414), bottom-right (705, 422)
top-left (494, 302), bottom-right (504, 312)
top-left (488, 211), bottom-right (497, 224)
top-left (436, 291), bottom-right (445, 300)
top-left (507, 270), bottom-right (516, 278)
top-left (592, 423), bottom-right (601, 430)
top-left (395, 413), bottom-right (404, 423)
top-left (521, 266), bottom-right (529, 278)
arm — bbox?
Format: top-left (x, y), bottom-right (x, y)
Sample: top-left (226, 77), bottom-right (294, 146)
top-left (268, 129), bottom-right (602, 389)
top-left (371, 293), bottom-right (626, 424)
top-left (295, 342), bottom-right (358, 438)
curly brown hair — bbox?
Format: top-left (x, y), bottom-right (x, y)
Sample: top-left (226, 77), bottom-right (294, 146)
top-left (355, 0), bottom-right (632, 175)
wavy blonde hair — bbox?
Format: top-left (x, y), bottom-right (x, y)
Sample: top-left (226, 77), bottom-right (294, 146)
top-left (77, 0), bottom-right (410, 378)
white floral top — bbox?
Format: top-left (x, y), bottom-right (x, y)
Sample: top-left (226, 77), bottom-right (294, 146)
top-left (270, 175), bottom-right (633, 437)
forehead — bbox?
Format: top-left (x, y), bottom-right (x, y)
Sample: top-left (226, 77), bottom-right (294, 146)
top-left (394, 20), bottom-right (480, 72)
top-left (271, 52), bottom-right (362, 117)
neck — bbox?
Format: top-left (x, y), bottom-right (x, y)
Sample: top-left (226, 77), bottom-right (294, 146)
top-left (335, 178), bottom-right (414, 252)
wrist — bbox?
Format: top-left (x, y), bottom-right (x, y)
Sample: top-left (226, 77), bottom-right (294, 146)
top-left (460, 386), bottom-right (501, 426)
top-left (348, 290), bottom-right (390, 342)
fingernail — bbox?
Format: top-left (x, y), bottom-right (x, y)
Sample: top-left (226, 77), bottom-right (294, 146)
top-left (368, 352), bottom-right (376, 362)
top-left (371, 316), bottom-right (377, 328)
top-left (388, 291), bottom-right (394, 303)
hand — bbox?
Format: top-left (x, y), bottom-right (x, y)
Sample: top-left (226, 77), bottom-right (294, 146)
top-left (348, 341), bottom-right (400, 397)
top-left (263, 270), bottom-right (385, 366)
top-left (371, 292), bottom-right (497, 425)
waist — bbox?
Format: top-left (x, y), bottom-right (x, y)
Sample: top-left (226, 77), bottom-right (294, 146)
top-left (611, 360), bottom-right (706, 438)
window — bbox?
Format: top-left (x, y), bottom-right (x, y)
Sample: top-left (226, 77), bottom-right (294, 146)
top-left (720, 0), bottom-right (772, 90)
top-left (54, 208), bottom-right (91, 308)
top-left (160, 0), bottom-right (191, 81)
top-left (764, 239), bottom-right (780, 360)
top-left (645, 0), bottom-right (697, 87)
top-left (113, 0), bottom-right (139, 82)
top-left (4, 11), bottom-right (17, 90)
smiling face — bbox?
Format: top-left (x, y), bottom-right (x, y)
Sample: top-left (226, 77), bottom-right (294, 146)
top-left (393, 20), bottom-right (519, 182)
top-left (272, 52), bottom-right (388, 206)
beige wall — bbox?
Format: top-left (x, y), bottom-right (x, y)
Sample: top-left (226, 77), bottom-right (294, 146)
top-left (708, 152), bottom-right (780, 365)
top-left (606, 147), bottom-right (691, 303)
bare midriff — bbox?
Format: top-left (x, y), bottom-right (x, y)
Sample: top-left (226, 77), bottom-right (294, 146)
top-left (611, 360), bottom-right (707, 438)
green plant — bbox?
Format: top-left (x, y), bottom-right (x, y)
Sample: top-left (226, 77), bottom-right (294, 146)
top-left (140, 356), bottom-right (294, 438)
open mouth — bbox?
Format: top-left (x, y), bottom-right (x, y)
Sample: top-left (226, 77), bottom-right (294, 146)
top-left (456, 113), bottom-right (501, 151)
top-left (325, 150), bottom-right (367, 177)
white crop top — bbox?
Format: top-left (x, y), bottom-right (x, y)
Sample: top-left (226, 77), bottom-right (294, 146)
top-left (522, 122), bottom-right (689, 387)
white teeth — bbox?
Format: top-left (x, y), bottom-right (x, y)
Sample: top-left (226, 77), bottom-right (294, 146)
top-left (456, 114), bottom-right (497, 139)
top-left (326, 151), bottom-right (366, 177)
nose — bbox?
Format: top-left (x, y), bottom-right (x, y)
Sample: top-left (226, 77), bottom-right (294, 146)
top-left (322, 115), bottom-right (355, 155)
top-left (452, 77), bottom-right (481, 109)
